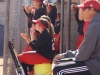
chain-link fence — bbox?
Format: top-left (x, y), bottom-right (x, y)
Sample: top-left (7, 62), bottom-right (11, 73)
top-left (4, 0), bottom-right (61, 74)
top-left (4, 0), bottom-right (32, 75)
top-left (4, 0), bottom-right (64, 74)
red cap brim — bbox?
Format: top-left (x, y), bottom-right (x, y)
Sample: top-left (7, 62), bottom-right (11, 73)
top-left (32, 20), bottom-right (38, 23)
top-left (32, 19), bottom-right (46, 29)
top-left (77, 4), bottom-right (84, 8)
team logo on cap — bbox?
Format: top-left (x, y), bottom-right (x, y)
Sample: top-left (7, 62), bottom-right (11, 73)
top-left (90, 4), bottom-right (93, 7)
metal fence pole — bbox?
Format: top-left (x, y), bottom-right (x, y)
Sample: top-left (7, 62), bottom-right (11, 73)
top-left (60, 0), bottom-right (64, 53)
top-left (3, 0), bottom-right (10, 75)
top-left (77, 0), bottom-right (80, 4)
top-left (66, 0), bottom-right (71, 50)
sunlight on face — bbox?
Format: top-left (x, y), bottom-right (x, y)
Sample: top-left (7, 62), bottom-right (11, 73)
top-left (82, 8), bottom-right (92, 21)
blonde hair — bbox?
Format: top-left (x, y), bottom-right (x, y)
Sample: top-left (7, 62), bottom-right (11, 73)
top-left (40, 15), bottom-right (55, 38)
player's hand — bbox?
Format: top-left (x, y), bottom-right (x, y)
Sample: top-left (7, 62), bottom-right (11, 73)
top-left (25, 6), bottom-right (31, 13)
top-left (22, 4), bottom-right (25, 9)
top-left (20, 33), bottom-right (30, 42)
top-left (53, 54), bottom-right (65, 64)
top-left (71, 4), bottom-right (78, 14)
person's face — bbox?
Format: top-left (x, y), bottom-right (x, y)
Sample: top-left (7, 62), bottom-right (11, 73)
top-left (47, 7), bottom-right (50, 14)
top-left (82, 7), bottom-right (94, 21)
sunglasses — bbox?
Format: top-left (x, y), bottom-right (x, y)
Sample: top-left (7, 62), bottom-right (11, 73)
top-left (82, 7), bottom-right (92, 11)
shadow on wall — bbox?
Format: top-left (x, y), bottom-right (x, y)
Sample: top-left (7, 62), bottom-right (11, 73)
top-left (0, 25), bottom-right (4, 56)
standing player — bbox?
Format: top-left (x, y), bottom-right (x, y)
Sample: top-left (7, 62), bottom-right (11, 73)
top-left (47, 3), bottom-right (57, 26)
top-left (71, 4), bottom-right (84, 49)
top-left (18, 17), bottom-right (55, 75)
top-left (54, 12), bottom-right (61, 54)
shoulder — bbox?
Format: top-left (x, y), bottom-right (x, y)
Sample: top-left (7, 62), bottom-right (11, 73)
top-left (39, 30), bottom-right (51, 39)
top-left (87, 22), bottom-right (100, 35)
top-left (89, 22), bottom-right (100, 29)
top-left (37, 8), bottom-right (44, 12)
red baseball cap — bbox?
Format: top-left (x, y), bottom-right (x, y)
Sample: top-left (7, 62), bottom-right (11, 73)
top-left (33, 0), bottom-right (43, 4)
top-left (32, 19), bottom-right (46, 29)
top-left (77, 0), bottom-right (100, 10)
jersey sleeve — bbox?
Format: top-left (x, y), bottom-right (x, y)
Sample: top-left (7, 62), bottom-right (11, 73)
top-left (75, 23), bottom-right (98, 61)
top-left (29, 33), bottom-right (48, 50)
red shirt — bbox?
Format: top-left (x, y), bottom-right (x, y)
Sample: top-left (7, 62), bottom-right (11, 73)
top-left (83, 21), bottom-right (90, 35)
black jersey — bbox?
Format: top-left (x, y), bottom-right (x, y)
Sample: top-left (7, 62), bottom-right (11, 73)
top-left (54, 21), bottom-right (60, 34)
top-left (34, 7), bottom-right (45, 20)
top-left (23, 7), bottom-right (45, 28)
top-left (49, 13), bottom-right (56, 26)
top-left (75, 10), bottom-right (84, 35)
top-left (29, 30), bottom-right (55, 61)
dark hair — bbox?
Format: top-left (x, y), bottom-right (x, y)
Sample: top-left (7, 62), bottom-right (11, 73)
top-left (86, 7), bottom-right (100, 13)
top-left (40, 17), bottom-right (54, 38)
top-left (48, 3), bottom-right (57, 25)
top-left (35, 0), bottom-right (47, 15)
top-left (38, 0), bottom-right (47, 15)
top-left (40, 0), bottom-right (43, 2)
top-left (94, 9), bottom-right (100, 13)
top-left (42, 4), bottom-right (47, 15)
top-left (41, 15), bottom-right (51, 22)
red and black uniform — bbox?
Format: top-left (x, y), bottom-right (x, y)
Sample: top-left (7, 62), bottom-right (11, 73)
top-left (34, 8), bottom-right (45, 20)
top-left (18, 30), bottom-right (54, 64)
top-left (23, 7), bottom-right (46, 45)
top-left (33, 7), bottom-right (46, 36)
top-left (83, 21), bottom-right (90, 35)
top-left (23, 8), bottom-right (34, 28)
top-left (48, 4), bottom-right (57, 26)
top-left (24, 7), bottom-right (45, 28)
top-left (18, 30), bottom-right (55, 75)
top-left (22, 7), bottom-right (46, 52)
top-left (75, 10), bottom-right (84, 49)
top-left (23, 7), bottom-right (46, 37)
top-left (54, 20), bottom-right (60, 54)
top-left (21, 7), bottom-right (46, 75)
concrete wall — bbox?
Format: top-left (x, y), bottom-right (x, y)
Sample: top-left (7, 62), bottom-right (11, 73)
top-left (0, 2), bottom-right (5, 25)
